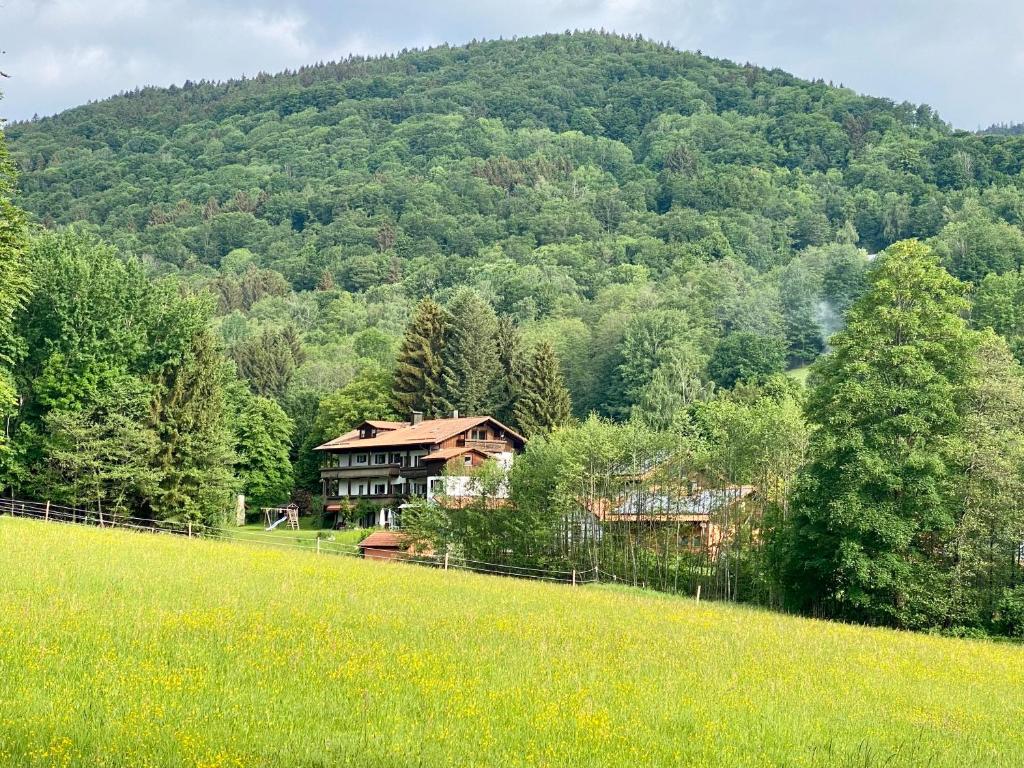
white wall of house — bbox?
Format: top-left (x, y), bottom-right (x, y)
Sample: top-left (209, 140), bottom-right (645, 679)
top-left (426, 473), bottom-right (511, 502)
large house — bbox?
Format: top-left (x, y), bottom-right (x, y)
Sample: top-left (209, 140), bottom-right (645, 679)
top-left (315, 411), bottom-right (526, 527)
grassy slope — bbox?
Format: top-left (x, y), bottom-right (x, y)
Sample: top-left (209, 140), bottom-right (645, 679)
top-left (1, 517), bottom-right (1022, 767)
top-left (222, 522), bottom-right (370, 549)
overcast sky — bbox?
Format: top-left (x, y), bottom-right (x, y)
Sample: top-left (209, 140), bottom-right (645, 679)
top-left (2, 0), bottom-right (1022, 129)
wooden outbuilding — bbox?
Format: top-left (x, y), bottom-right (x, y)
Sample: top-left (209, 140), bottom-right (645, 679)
top-left (357, 530), bottom-right (410, 561)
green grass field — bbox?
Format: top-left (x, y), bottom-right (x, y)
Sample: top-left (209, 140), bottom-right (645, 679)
top-left (221, 521), bottom-right (371, 551)
top-left (2, 517), bottom-right (1023, 767)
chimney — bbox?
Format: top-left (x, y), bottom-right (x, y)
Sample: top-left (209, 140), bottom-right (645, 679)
top-left (411, 411), bottom-right (423, 426)
top-left (451, 409), bottom-right (459, 419)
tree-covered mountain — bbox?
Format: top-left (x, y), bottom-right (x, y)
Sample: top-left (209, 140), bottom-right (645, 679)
top-left (9, 32), bottom-right (1024, 424)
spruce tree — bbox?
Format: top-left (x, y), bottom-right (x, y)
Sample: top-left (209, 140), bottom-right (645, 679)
top-left (494, 315), bottom-right (527, 424)
top-left (231, 327), bottom-right (303, 400)
top-left (150, 331), bottom-right (236, 525)
top-left (393, 298), bottom-right (452, 418)
top-left (514, 341), bottom-right (572, 437)
top-left (441, 288), bottom-right (500, 416)
top-left (777, 240), bottom-right (976, 628)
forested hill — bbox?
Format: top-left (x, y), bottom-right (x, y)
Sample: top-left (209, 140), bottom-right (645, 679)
top-left (10, 30), bottom-right (1024, 276)
top-left (8, 30), bottom-right (1024, 441)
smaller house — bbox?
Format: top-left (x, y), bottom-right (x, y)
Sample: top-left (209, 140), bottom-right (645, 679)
top-left (358, 530), bottom-right (410, 561)
top-left (591, 485), bottom-right (757, 557)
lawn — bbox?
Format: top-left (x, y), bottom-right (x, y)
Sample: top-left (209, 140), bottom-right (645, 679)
top-left (221, 521), bottom-right (371, 551)
top-left (2, 517), bottom-right (1023, 767)
top-left (787, 364), bottom-right (812, 385)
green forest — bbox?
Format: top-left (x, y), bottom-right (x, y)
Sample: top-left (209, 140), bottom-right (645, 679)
top-left (5, 31), bottom-right (1024, 634)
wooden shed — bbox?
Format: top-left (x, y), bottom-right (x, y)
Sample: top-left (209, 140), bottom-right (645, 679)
top-left (357, 530), bottom-right (409, 561)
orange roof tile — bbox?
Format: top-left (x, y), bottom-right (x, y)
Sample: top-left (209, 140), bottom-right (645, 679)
top-left (422, 446), bottom-right (490, 462)
top-left (358, 531), bottom-right (407, 549)
top-left (314, 416), bottom-right (525, 451)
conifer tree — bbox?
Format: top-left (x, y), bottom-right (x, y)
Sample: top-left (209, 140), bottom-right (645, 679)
top-left (494, 315), bottom-right (527, 424)
top-left (231, 327), bottom-right (303, 400)
top-left (441, 288), bottom-right (500, 416)
top-left (514, 341), bottom-right (572, 437)
top-left (150, 332), bottom-right (236, 524)
top-left (393, 298), bottom-right (452, 418)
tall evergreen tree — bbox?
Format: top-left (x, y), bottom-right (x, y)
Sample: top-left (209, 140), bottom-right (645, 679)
top-left (150, 331), bottom-right (236, 525)
top-left (441, 288), bottom-right (501, 416)
top-left (777, 240), bottom-right (976, 628)
top-left (393, 298), bottom-right (452, 418)
top-left (514, 341), bottom-right (573, 437)
top-left (494, 315), bottom-right (527, 424)
top-left (231, 327), bottom-right (303, 400)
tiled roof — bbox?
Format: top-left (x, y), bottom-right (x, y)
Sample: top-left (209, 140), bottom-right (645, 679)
top-left (606, 486), bottom-right (756, 518)
top-left (358, 531), bottom-right (407, 549)
top-left (365, 420), bottom-right (408, 430)
top-left (422, 446), bottom-right (490, 462)
top-left (314, 416), bottom-right (525, 451)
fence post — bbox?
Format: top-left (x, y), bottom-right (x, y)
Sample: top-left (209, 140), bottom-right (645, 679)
top-left (44, 500), bottom-right (50, 522)
top-left (187, 521), bottom-right (193, 538)
top-left (696, 585), bottom-right (701, 604)
top-left (572, 569), bottom-right (577, 587)
top-left (443, 552), bottom-right (449, 571)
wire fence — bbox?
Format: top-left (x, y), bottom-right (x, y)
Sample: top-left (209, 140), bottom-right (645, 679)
top-left (0, 498), bottom-right (599, 586)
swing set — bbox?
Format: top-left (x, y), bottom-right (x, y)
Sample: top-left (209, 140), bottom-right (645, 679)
top-left (262, 503), bottom-right (300, 531)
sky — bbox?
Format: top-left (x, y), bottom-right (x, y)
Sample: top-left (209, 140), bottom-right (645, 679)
top-left (2, 0), bottom-right (1023, 129)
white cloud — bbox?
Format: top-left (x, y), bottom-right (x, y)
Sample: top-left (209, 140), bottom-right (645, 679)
top-left (240, 11), bottom-right (314, 59)
top-left (33, 0), bottom-right (150, 28)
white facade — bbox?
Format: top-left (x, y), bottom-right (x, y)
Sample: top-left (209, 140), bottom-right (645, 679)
top-left (425, 452), bottom-right (515, 502)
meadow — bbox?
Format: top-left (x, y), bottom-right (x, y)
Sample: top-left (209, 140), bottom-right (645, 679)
top-left (1, 517), bottom-right (1023, 767)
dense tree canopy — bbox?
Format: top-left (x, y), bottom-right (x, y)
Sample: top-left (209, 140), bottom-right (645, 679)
top-left (7, 32), bottom-right (1024, 424)
top-left (7, 36), bottom-right (1024, 635)
top-left (776, 241), bottom-right (991, 628)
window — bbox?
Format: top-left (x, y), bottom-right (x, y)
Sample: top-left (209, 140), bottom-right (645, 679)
top-left (373, 483), bottom-right (387, 496)
top-left (470, 428), bottom-right (487, 441)
top-left (373, 453), bottom-right (387, 465)
top-left (389, 453), bottom-right (402, 465)
top-left (357, 483), bottom-right (365, 496)
top-left (355, 454), bottom-right (367, 464)
top-left (464, 455), bottom-right (473, 466)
